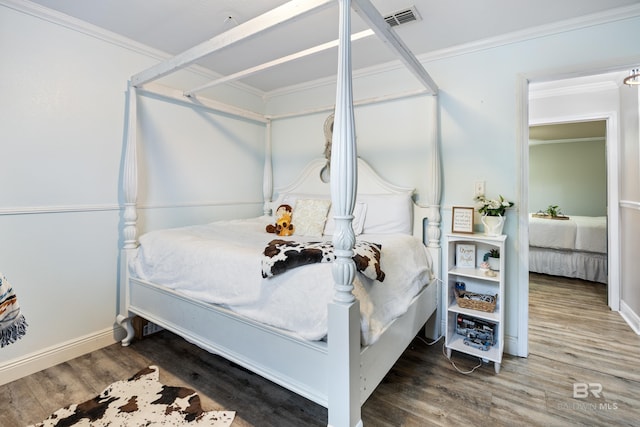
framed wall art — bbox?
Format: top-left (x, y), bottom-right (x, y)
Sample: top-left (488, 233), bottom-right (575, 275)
top-left (456, 243), bottom-right (476, 268)
top-left (452, 206), bottom-right (474, 234)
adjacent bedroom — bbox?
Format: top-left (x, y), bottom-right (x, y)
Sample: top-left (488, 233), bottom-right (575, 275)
top-left (528, 120), bottom-right (608, 287)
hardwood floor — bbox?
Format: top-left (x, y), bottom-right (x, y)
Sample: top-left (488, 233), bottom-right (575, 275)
top-left (2, 273), bottom-right (639, 426)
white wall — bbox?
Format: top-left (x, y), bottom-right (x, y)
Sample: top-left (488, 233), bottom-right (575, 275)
top-left (529, 140), bottom-right (607, 216)
top-left (134, 94), bottom-right (266, 232)
top-left (268, 12), bottom-right (640, 356)
top-left (0, 3), bottom-right (265, 384)
top-left (2, 1), bottom-right (639, 383)
top-left (619, 86), bottom-right (640, 333)
top-left (269, 94), bottom-right (437, 202)
top-left (430, 20), bottom-right (639, 351)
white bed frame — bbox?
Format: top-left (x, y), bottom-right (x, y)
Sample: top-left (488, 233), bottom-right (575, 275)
top-left (116, 1), bottom-right (442, 426)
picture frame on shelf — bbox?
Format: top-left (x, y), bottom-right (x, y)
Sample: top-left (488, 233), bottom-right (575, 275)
top-left (452, 206), bottom-right (474, 234)
top-left (456, 243), bottom-right (476, 268)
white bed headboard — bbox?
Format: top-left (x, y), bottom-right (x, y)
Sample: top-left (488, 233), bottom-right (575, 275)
top-left (274, 158), bottom-right (414, 196)
top-left (267, 157), bottom-right (428, 240)
top-left (271, 157), bottom-right (413, 200)
top-left (267, 156), bottom-right (440, 283)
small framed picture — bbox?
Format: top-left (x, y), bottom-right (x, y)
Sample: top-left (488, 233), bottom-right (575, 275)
top-left (452, 206), bottom-right (474, 234)
top-left (456, 244), bottom-right (476, 268)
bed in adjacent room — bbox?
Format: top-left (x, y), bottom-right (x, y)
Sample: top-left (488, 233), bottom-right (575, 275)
top-left (529, 214), bottom-right (607, 283)
top-left (115, 2), bottom-right (442, 426)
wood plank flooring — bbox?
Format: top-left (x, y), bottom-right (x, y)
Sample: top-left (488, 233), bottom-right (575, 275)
top-left (2, 273), bottom-right (639, 426)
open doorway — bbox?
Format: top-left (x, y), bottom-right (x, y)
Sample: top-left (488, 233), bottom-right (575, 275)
top-left (516, 70), bottom-right (627, 357)
top-left (527, 72), bottom-right (622, 313)
top-left (528, 120), bottom-right (608, 290)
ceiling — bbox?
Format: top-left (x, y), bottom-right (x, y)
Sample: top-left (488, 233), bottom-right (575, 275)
top-left (27, 0), bottom-right (640, 93)
top-left (530, 121), bottom-right (607, 144)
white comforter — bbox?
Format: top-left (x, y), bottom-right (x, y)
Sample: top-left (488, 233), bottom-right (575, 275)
top-left (529, 214), bottom-right (607, 254)
top-left (129, 216), bottom-right (433, 345)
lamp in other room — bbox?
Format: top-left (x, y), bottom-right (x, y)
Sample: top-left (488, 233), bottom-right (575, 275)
top-left (623, 68), bottom-right (640, 86)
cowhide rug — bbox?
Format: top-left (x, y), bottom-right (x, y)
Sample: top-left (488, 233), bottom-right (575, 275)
top-left (31, 365), bottom-right (235, 427)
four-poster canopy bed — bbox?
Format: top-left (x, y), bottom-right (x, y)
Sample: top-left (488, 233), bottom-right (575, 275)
top-left (116, 1), bottom-right (442, 426)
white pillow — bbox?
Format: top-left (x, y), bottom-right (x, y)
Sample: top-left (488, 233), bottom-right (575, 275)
top-left (292, 199), bottom-right (332, 237)
top-left (276, 192), bottom-right (413, 235)
top-left (323, 202), bottom-right (368, 236)
top-left (358, 193), bottom-right (414, 235)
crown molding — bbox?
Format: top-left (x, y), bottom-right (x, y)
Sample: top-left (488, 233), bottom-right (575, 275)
top-left (529, 80), bottom-right (620, 99)
top-left (529, 136), bottom-right (606, 146)
top-left (0, 0), bottom-right (266, 98)
top-left (265, 3), bottom-right (640, 101)
top-left (4, 0), bottom-right (639, 101)
top-left (417, 3), bottom-right (640, 64)
top-left (1, 0), bottom-right (166, 60)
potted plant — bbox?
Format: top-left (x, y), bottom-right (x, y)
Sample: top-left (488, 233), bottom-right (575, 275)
top-left (534, 204), bottom-right (569, 219)
top-left (474, 194), bottom-right (514, 236)
top-left (542, 204), bottom-right (562, 217)
top-left (483, 248), bottom-right (500, 271)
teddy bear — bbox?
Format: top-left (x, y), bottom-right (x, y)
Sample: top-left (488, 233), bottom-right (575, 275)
top-left (266, 204), bottom-right (295, 236)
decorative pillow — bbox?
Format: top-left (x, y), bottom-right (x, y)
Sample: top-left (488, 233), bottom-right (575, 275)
top-left (276, 192), bottom-right (413, 235)
top-left (352, 240), bottom-right (385, 282)
top-left (323, 202), bottom-right (368, 236)
top-left (292, 199), bottom-right (332, 237)
top-left (274, 193), bottom-right (324, 211)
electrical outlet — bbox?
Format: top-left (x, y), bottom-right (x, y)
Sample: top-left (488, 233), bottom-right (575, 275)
top-left (474, 181), bottom-right (485, 197)
top-left (142, 322), bottom-right (164, 336)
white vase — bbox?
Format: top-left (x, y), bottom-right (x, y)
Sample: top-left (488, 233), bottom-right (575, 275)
top-left (488, 256), bottom-right (500, 271)
top-left (481, 214), bottom-right (505, 236)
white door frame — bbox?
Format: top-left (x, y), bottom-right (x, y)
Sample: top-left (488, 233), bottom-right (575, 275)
top-left (516, 74), bottom-right (621, 357)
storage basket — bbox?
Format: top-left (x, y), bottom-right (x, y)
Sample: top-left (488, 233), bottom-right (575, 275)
top-left (455, 289), bottom-right (497, 313)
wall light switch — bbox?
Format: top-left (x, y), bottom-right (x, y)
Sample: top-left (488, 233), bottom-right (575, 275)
top-left (474, 181), bottom-right (485, 197)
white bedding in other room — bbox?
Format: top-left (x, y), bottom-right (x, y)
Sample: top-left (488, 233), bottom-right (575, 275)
top-left (573, 216), bottom-right (607, 253)
top-left (129, 216), bottom-right (434, 345)
top-left (529, 214), bottom-right (606, 254)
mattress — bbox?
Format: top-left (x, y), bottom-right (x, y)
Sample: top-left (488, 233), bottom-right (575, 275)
top-left (529, 214), bottom-right (607, 254)
top-left (129, 216), bottom-right (434, 345)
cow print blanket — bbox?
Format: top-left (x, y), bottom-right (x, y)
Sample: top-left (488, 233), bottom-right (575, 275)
top-left (262, 239), bottom-right (385, 282)
top-left (31, 366), bottom-right (235, 427)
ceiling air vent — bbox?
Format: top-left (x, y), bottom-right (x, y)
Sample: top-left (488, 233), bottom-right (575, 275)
top-left (384, 6), bottom-right (420, 27)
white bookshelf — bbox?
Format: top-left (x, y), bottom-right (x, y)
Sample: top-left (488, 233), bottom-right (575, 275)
top-left (444, 233), bottom-right (506, 373)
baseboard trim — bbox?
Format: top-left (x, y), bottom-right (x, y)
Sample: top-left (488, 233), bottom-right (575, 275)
top-left (0, 326), bottom-right (125, 386)
top-left (504, 334), bottom-right (520, 357)
top-left (619, 300), bottom-right (640, 335)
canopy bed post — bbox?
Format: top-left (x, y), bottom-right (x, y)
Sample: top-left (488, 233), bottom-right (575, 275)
top-left (328, 1), bottom-right (361, 426)
top-left (263, 119), bottom-right (273, 215)
top-left (352, 0), bottom-right (438, 95)
top-left (426, 100), bottom-right (442, 250)
top-left (424, 98), bottom-right (442, 338)
top-left (116, 82), bottom-right (138, 345)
